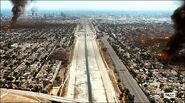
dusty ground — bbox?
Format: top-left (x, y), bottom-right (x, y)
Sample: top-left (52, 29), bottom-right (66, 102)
top-left (97, 39), bottom-right (126, 102)
top-left (50, 87), bottom-right (60, 96)
top-left (0, 91), bottom-right (5, 96)
top-left (1, 93), bottom-right (50, 103)
top-left (51, 37), bottom-right (76, 96)
top-left (60, 38), bottom-right (76, 97)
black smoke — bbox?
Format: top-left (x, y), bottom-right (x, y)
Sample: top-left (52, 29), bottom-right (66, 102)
top-left (10, 0), bottom-right (28, 25)
top-left (165, 0), bottom-right (185, 55)
top-left (161, 0), bottom-right (185, 66)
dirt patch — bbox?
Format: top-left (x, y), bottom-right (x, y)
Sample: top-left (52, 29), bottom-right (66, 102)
top-left (74, 87), bottom-right (80, 98)
top-left (60, 39), bottom-right (76, 97)
top-left (1, 93), bottom-right (50, 103)
top-left (51, 38), bottom-right (76, 96)
top-left (50, 87), bottom-right (60, 96)
top-left (0, 92), bottom-right (6, 96)
top-left (97, 38), bottom-right (126, 102)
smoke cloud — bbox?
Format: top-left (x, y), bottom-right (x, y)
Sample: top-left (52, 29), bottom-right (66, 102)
top-left (166, 0), bottom-right (185, 55)
top-left (10, 0), bottom-right (28, 25)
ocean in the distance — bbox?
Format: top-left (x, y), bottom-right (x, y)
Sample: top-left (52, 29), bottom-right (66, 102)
top-left (1, 9), bottom-right (174, 17)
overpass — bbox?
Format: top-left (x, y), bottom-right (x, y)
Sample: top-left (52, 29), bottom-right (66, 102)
top-left (0, 88), bottom-right (84, 103)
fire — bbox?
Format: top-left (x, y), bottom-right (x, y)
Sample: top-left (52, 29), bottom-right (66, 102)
top-left (3, 24), bottom-right (11, 30)
top-left (150, 35), bottom-right (156, 40)
top-left (157, 51), bottom-right (171, 60)
top-left (148, 44), bottom-right (160, 49)
top-left (159, 36), bottom-right (170, 40)
top-left (164, 37), bottom-right (169, 39)
top-left (149, 35), bottom-right (170, 40)
top-left (141, 40), bottom-right (146, 44)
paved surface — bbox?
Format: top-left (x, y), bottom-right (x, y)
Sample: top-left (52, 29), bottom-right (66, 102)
top-left (0, 88), bottom-right (84, 103)
top-left (101, 36), bottom-right (149, 103)
top-left (67, 25), bottom-right (88, 101)
top-left (67, 20), bottom-right (116, 102)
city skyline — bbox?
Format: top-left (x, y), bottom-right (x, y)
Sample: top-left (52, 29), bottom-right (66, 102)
top-left (1, 1), bottom-right (181, 11)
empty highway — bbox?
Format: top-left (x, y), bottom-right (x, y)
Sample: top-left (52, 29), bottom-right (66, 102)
top-left (67, 20), bottom-right (116, 102)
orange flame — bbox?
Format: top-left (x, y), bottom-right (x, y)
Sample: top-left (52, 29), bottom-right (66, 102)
top-left (150, 35), bottom-right (156, 40)
top-left (148, 44), bottom-right (160, 49)
top-left (141, 40), bottom-right (146, 44)
top-left (157, 51), bottom-right (171, 60)
top-left (159, 36), bottom-right (170, 40)
top-left (3, 24), bottom-right (11, 30)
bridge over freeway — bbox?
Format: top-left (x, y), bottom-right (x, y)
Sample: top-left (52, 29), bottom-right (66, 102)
top-left (0, 88), bottom-right (85, 103)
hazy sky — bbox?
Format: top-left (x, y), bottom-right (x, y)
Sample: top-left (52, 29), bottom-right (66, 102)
top-left (1, 0), bottom-right (181, 11)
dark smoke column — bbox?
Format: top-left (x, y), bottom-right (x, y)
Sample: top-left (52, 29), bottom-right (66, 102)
top-left (166, 0), bottom-right (185, 55)
top-left (11, 0), bottom-right (28, 25)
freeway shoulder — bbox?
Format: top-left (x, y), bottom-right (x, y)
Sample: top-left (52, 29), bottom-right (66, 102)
top-left (101, 36), bottom-right (149, 103)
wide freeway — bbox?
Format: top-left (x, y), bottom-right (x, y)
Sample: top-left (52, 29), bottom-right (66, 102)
top-left (67, 19), bottom-right (117, 102)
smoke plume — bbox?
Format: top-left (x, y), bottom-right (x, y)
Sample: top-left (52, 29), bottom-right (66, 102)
top-left (165, 0), bottom-right (185, 55)
top-left (10, 0), bottom-right (28, 25)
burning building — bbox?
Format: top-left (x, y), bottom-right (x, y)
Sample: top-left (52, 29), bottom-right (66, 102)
top-left (159, 0), bottom-right (185, 63)
top-left (166, 0), bottom-right (185, 55)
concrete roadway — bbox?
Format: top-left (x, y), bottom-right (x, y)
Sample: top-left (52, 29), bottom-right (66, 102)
top-left (67, 20), bottom-right (116, 102)
top-left (86, 24), bottom-right (116, 102)
top-left (67, 29), bottom-right (89, 101)
top-left (101, 36), bottom-right (150, 103)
